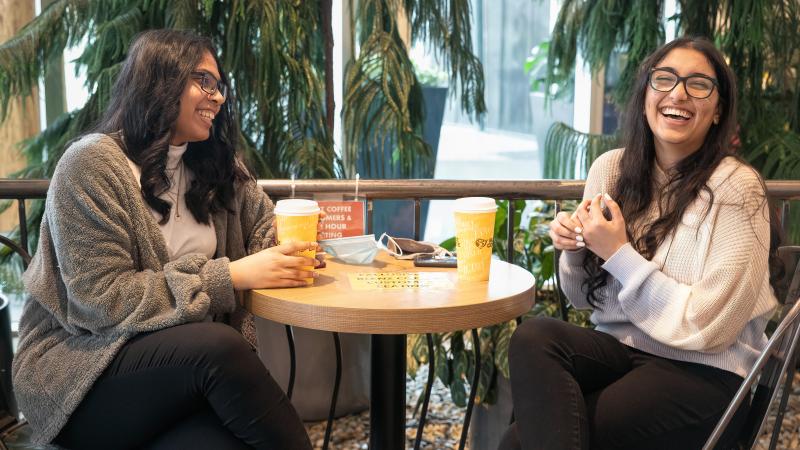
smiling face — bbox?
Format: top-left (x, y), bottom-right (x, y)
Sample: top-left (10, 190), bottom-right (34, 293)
top-left (170, 50), bottom-right (225, 145)
top-left (644, 47), bottom-right (721, 166)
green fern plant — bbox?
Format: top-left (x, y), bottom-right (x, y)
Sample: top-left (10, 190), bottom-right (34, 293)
top-left (545, 0), bottom-right (800, 183)
top-left (1, 0), bottom-right (486, 180)
top-left (1, 0), bottom-right (339, 179)
top-left (0, 0), bottom-right (487, 265)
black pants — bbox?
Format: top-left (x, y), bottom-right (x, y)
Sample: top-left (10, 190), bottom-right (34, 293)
top-left (501, 317), bottom-right (745, 450)
top-left (54, 322), bottom-right (311, 450)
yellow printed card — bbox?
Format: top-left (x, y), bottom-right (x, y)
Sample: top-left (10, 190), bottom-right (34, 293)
top-left (347, 272), bottom-right (454, 290)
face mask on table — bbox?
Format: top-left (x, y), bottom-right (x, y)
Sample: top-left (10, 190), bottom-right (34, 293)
top-left (319, 234), bottom-right (388, 265)
top-left (320, 234), bottom-right (450, 265)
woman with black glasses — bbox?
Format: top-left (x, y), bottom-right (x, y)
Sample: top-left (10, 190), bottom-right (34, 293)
top-left (13, 29), bottom-right (314, 449)
top-left (502, 37), bottom-right (781, 449)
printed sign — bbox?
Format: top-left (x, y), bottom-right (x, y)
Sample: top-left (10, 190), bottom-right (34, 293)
top-left (347, 272), bottom-right (455, 290)
top-left (317, 201), bottom-right (365, 239)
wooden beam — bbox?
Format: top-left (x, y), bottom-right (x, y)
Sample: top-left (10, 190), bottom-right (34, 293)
top-left (0, 0), bottom-right (40, 232)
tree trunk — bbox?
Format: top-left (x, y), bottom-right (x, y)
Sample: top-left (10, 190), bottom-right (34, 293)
top-left (320, 0), bottom-right (334, 134)
top-left (0, 0), bottom-right (40, 232)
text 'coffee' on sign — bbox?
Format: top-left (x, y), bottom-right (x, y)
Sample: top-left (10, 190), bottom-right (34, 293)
top-left (317, 201), bottom-right (365, 239)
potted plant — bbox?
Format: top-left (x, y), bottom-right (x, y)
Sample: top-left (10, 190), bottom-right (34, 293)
top-left (366, 60), bottom-right (450, 239)
top-left (344, 0), bottom-right (485, 240)
top-left (343, 0), bottom-right (485, 181)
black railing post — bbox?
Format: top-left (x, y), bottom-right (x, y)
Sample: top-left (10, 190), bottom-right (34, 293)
top-left (414, 198), bottom-right (421, 241)
top-left (18, 199), bottom-right (28, 255)
top-left (367, 199), bottom-right (374, 235)
top-left (782, 201), bottom-right (791, 241)
top-left (506, 199), bottom-right (515, 263)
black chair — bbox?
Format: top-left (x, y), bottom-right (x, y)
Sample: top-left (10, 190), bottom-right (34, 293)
top-left (0, 235), bottom-right (43, 449)
top-left (703, 245), bottom-right (800, 450)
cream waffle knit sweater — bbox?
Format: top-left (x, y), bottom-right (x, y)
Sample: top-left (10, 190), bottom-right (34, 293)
top-left (560, 149), bottom-right (778, 377)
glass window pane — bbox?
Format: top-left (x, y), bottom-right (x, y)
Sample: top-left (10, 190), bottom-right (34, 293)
top-left (416, 0), bottom-right (578, 242)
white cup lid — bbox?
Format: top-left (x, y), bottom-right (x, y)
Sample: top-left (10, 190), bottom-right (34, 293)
top-left (454, 197), bottom-right (497, 213)
top-left (274, 199), bottom-right (320, 215)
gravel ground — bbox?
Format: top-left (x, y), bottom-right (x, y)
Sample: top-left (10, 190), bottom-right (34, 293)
top-left (305, 366), bottom-right (465, 450)
top-left (755, 372), bottom-right (800, 450)
top-left (306, 370), bottom-right (800, 450)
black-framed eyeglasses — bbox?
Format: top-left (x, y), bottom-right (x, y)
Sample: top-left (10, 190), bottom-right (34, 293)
top-left (648, 67), bottom-right (718, 99)
top-left (190, 71), bottom-right (228, 99)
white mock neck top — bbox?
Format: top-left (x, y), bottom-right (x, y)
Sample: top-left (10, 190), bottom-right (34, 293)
top-left (126, 143), bottom-right (217, 260)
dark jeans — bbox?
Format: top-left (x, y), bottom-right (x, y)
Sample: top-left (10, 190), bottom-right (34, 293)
top-left (501, 317), bottom-right (745, 450)
top-left (54, 322), bottom-right (311, 450)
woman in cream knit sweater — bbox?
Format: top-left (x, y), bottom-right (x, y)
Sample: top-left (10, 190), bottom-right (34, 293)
top-left (503, 37), bottom-right (780, 449)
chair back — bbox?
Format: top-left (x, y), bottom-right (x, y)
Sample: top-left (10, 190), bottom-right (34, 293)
top-left (0, 235), bottom-right (31, 435)
top-left (703, 245), bottom-right (800, 450)
top-left (0, 294), bottom-right (15, 432)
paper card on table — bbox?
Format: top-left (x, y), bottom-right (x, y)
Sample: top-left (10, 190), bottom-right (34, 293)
top-left (347, 272), bottom-right (455, 290)
top-left (316, 200), bottom-right (365, 239)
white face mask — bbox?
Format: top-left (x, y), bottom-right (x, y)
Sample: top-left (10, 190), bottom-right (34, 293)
top-left (319, 234), bottom-right (385, 265)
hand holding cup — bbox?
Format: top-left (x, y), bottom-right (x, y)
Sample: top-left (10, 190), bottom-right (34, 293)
top-left (229, 241), bottom-right (320, 290)
top-left (273, 199), bottom-right (321, 284)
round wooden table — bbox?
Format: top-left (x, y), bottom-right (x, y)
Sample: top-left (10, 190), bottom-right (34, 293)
top-left (246, 251), bottom-right (535, 450)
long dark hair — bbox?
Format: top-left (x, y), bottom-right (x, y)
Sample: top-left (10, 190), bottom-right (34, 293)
top-left (583, 36), bottom-right (782, 307)
top-left (95, 29), bottom-right (250, 224)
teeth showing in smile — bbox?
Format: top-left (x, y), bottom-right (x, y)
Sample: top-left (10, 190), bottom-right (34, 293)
top-left (198, 110), bottom-right (215, 120)
top-left (660, 107), bottom-right (693, 120)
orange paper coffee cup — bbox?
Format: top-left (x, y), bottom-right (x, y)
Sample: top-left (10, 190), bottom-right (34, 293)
top-left (454, 197), bottom-right (497, 281)
top-left (274, 199), bottom-right (320, 285)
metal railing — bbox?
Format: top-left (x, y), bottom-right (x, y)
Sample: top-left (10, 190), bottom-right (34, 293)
top-left (2, 178), bottom-right (800, 449)
top-left (3, 178), bottom-right (800, 253)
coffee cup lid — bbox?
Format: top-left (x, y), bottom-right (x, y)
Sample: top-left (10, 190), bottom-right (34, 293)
top-left (274, 199), bottom-right (321, 216)
top-left (454, 197), bottom-right (497, 213)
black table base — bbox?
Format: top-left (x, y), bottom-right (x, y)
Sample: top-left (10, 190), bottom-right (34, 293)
top-left (370, 334), bottom-right (406, 450)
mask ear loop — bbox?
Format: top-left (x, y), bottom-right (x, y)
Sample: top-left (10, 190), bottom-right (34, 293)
top-left (435, 246), bottom-right (455, 258)
top-left (378, 233), bottom-right (404, 257)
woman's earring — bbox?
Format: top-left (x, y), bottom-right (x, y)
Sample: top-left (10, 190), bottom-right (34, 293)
top-left (713, 116), bottom-right (719, 124)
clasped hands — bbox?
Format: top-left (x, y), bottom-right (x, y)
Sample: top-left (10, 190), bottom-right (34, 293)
top-left (549, 193), bottom-right (629, 261)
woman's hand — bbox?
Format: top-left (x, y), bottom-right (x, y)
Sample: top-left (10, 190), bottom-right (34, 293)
top-left (229, 241), bottom-right (320, 290)
top-left (549, 208), bottom-right (586, 251)
top-left (575, 193), bottom-right (629, 260)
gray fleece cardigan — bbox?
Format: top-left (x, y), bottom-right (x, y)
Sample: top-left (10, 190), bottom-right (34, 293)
top-left (12, 134), bottom-right (276, 444)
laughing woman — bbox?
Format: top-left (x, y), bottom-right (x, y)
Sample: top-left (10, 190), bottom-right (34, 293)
top-left (12, 30), bottom-right (315, 449)
top-left (503, 37), bottom-right (781, 450)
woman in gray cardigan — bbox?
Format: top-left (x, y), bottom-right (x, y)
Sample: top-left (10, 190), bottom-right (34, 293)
top-left (12, 29), bottom-right (315, 449)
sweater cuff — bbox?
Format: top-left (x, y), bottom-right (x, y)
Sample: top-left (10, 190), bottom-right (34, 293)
top-left (200, 257), bottom-right (236, 314)
top-left (601, 243), bottom-right (654, 286)
top-left (561, 248), bottom-right (587, 267)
